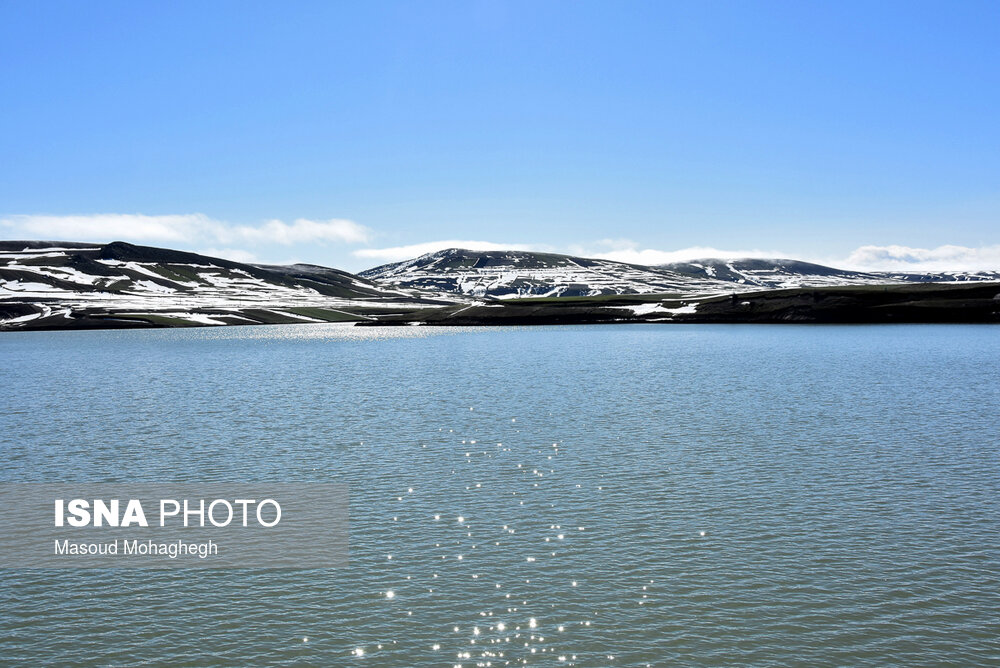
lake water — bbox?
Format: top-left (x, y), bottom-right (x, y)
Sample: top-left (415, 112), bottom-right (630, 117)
top-left (2, 323), bottom-right (999, 666)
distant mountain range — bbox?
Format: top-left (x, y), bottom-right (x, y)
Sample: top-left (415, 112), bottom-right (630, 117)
top-left (360, 248), bottom-right (726, 297)
top-left (3, 241), bottom-right (999, 330)
top-left (360, 248), bottom-right (1000, 299)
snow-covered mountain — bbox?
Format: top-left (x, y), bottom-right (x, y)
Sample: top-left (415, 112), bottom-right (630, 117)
top-left (361, 249), bottom-right (1000, 299)
top-left (5, 242), bottom-right (998, 330)
top-left (658, 258), bottom-right (1000, 289)
top-left (0, 241), bottom-right (454, 330)
top-left (359, 248), bottom-right (736, 298)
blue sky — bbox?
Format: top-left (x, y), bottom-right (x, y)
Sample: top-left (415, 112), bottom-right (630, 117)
top-left (2, 1), bottom-right (998, 272)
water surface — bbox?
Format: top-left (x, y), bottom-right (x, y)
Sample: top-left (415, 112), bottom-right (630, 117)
top-left (2, 323), bottom-right (998, 666)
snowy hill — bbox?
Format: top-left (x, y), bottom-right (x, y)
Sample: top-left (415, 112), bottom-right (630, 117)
top-left (0, 241), bottom-right (454, 330)
top-left (5, 241), bottom-right (998, 330)
top-left (360, 248), bottom-right (1000, 299)
top-left (359, 248), bottom-right (735, 298)
top-left (658, 258), bottom-right (1000, 288)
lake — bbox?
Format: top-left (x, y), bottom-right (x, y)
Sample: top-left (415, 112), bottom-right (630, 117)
top-left (2, 323), bottom-right (998, 666)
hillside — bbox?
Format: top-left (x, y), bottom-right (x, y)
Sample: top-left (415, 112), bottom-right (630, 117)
top-left (0, 241), bottom-right (455, 330)
top-left (658, 258), bottom-right (1000, 288)
top-left (360, 283), bottom-right (1000, 326)
top-left (362, 248), bottom-right (1000, 299)
top-left (5, 242), bottom-right (999, 331)
top-left (359, 248), bottom-right (736, 298)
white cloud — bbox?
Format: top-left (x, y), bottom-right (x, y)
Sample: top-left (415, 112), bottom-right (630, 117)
top-left (573, 239), bottom-right (1000, 272)
top-left (353, 240), bottom-right (539, 263)
top-left (0, 213), bottom-right (215, 243)
top-left (0, 213), bottom-right (372, 247)
top-left (842, 244), bottom-right (1000, 272)
top-left (226, 218), bottom-right (370, 245)
top-left (591, 246), bottom-right (793, 266)
top-left (569, 238), bottom-right (789, 266)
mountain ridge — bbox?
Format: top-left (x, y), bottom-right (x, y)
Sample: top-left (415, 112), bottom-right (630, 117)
top-left (359, 248), bottom-right (735, 298)
top-left (0, 240), bottom-right (456, 330)
top-left (360, 247), bottom-right (1000, 299)
top-left (4, 241), bottom-right (999, 330)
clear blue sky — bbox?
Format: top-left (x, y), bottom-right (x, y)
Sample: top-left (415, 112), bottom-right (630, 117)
top-left (1, 1), bottom-right (998, 271)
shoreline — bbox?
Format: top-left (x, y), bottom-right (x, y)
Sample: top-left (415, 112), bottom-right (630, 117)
top-left (4, 282), bottom-right (999, 332)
